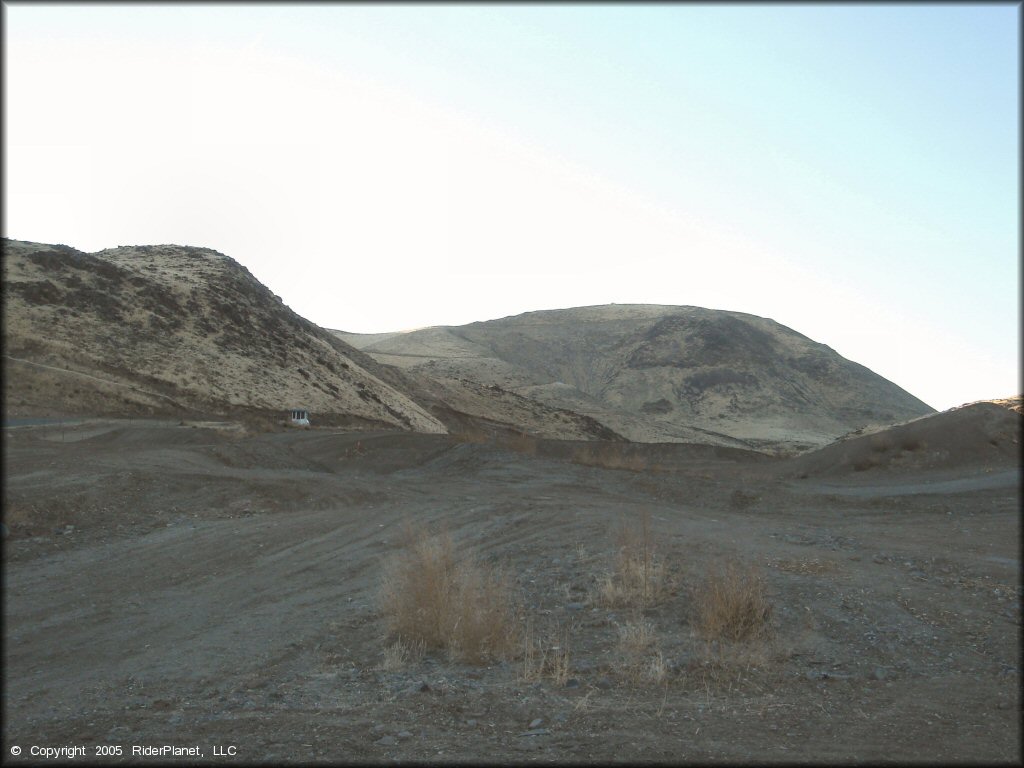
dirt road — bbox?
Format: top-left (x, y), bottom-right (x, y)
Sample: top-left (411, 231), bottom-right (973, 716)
top-left (3, 421), bottom-right (1020, 763)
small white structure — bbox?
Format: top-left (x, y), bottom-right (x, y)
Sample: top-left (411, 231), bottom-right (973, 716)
top-left (288, 408), bottom-right (310, 427)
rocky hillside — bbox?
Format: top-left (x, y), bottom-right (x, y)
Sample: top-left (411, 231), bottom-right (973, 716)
top-left (2, 239), bottom-right (625, 441)
top-left (336, 304), bottom-right (935, 452)
top-left (2, 239), bottom-right (446, 431)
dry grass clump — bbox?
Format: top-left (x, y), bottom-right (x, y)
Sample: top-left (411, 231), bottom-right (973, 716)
top-left (378, 637), bottom-right (426, 671)
top-left (521, 619), bottom-right (571, 685)
top-left (378, 524), bottom-right (519, 663)
top-left (596, 512), bottom-right (672, 610)
top-left (769, 557), bottom-right (839, 575)
top-left (616, 619), bottom-right (657, 654)
top-left (615, 620), bottom-right (668, 684)
top-left (692, 559), bottom-right (773, 644)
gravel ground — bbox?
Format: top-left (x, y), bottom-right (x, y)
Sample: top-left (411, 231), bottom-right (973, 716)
top-left (3, 420), bottom-right (1020, 763)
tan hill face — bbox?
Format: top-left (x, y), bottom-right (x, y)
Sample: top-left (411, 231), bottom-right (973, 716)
top-left (336, 304), bottom-right (936, 452)
top-left (2, 239), bottom-right (446, 431)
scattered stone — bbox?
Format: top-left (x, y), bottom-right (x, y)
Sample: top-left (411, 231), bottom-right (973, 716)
top-left (375, 735), bottom-right (397, 747)
top-left (566, 602), bottom-right (586, 612)
top-left (396, 730), bottom-right (413, 739)
top-left (872, 667), bottom-right (888, 681)
top-left (529, 718), bottom-right (544, 729)
top-left (564, 678), bottom-right (581, 689)
top-left (371, 724), bottom-right (385, 733)
top-left (465, 719), bottom-right (478, 727)
top-left (518, 728), bottom-right (551, 737)
top-left (595, 677), bottom-right (613, 690)
top-left (872, 554), bottom-right (886, 564)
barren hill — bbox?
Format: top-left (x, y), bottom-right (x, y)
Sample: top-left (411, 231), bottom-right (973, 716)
top-left (336, 304), bottom-right (935, 452)
top-left (1, 239), bottom-right (622, 441)
top-left (2, 239), bottom-right (448, 430)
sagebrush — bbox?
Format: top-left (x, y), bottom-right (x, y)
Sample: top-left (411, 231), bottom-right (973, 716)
top-left (378, 523), bottom-right (519, 663)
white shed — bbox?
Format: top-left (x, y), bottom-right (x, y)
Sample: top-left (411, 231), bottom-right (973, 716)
top-left (288, 408), bottom-right (310, 426)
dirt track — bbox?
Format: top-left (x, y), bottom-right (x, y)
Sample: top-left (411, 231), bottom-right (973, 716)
top-left (3, 420), bottom-right (1021, 763)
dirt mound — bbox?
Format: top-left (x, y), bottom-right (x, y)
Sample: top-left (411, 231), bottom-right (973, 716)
top-left (789, 402), bottom-right (1021, 477)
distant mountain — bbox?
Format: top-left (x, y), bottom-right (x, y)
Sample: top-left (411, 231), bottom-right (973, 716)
top-left (336, 304), bottom-right (936, 452)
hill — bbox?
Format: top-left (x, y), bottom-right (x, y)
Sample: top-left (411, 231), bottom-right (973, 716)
top-left (1, 239), bottom-right (622, 441)
top-left (2, 239), bottom-right (448, 430)
top-left (787, 399), bottom-right (1021, 477)
top-left (336, 304), bottom-right (935, 452)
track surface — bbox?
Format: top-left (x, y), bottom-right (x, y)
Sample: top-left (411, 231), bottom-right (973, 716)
top-left (3, 421), bottom-right (1020, 763)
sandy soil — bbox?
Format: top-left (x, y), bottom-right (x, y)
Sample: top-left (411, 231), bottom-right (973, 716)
top-left (2, 420), bottom-right (1020, 763)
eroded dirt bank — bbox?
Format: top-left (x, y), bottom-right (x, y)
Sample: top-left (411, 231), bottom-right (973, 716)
top-left (3, 421), bottom-right (1020, 763)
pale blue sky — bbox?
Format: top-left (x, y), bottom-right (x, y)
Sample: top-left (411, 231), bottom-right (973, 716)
top-left (3, 3), bottom-right (1019, 410)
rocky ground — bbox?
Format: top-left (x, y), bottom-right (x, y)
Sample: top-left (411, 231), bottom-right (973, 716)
top-left (3, 419), bottom-right (1020, 763)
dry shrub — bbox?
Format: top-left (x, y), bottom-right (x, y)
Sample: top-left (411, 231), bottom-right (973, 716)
top-left (640, 649), bottom-right (669, 684)
top-left (378, 637), bottom-right (425, 671)
top-left (521, 619), bottom-right (571, 685)
top-left (899, 437), bottom-right (925, 452)
top-left (692, 560), bottom-right (773, 644)
top-left (596, 511), bottom-right (671, 610)
top-left (616, 619), bottom-right (657, 654)
top-left (868, 434), bottom-right (893, 453)
top-left (615, 620), bottom-right (668, 684)
top-left (378, 524), bottom-right (519, 663)
top-left (852, 454), bottom-right (881, 472)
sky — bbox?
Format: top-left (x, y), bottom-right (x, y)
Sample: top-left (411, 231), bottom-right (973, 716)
top-left (3, 3), bottom-right (1019, 411)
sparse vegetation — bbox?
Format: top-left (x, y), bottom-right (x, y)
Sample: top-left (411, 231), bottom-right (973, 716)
top-left (769, 557), bottom-right (839, 575)
top-left (378, 637), bottom-right (425, 671)
top-left (596, 511), bottom-right (671, 610)
top-left (614, 619), bottom-right (668, 684)
top-left (692, 559), bottom-right (773, 644)
top-left (521, 619), bottom-right (572, 686)
top-left (378, 523), bottom-right (520, 663)
top-left (852, 454), bottom-right (882, 471)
